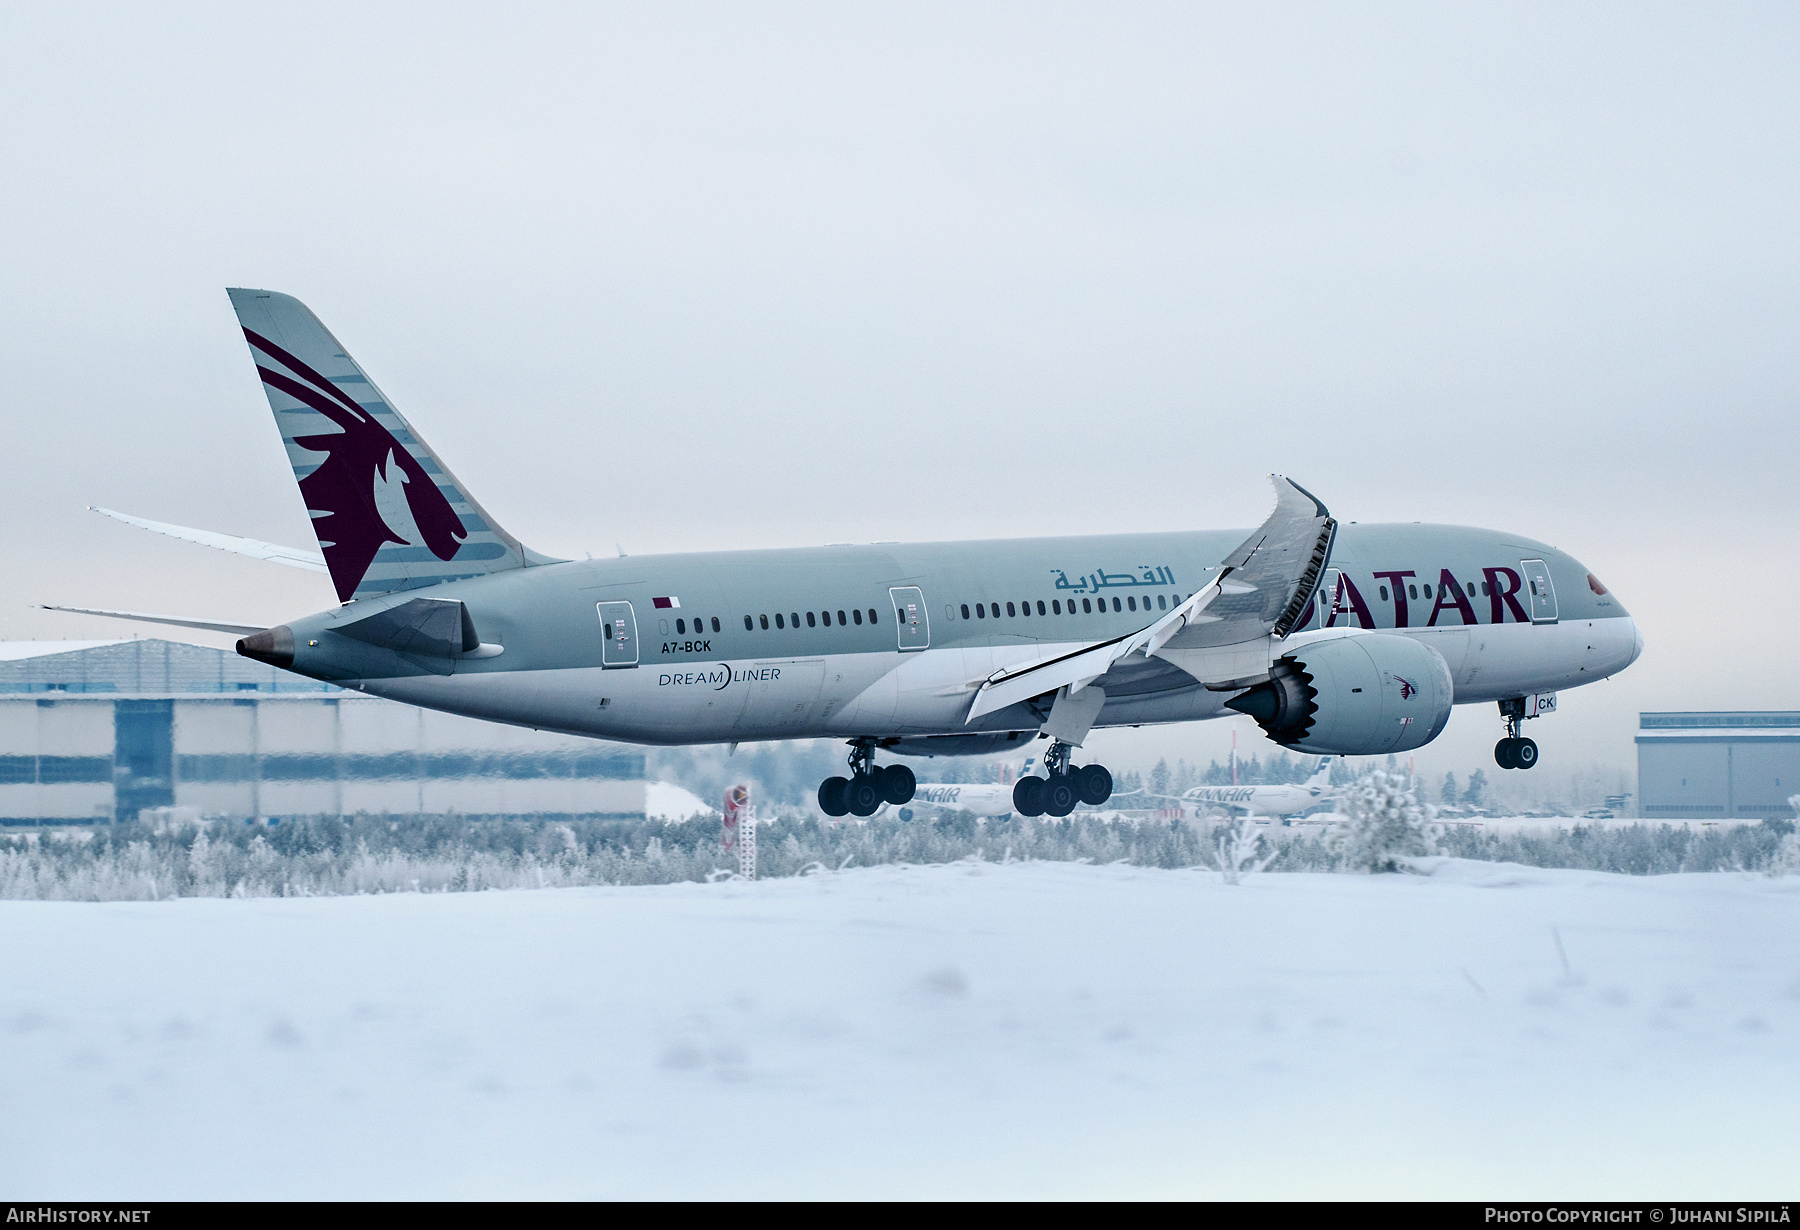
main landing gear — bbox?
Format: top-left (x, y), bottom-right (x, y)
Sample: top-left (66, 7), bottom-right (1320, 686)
top-left (1494, 698), bottom-right (1540, 771)
top-left (818, 739), bottom-right (916, 817)
top-left (1011, 740), bottom-right (1113, 818)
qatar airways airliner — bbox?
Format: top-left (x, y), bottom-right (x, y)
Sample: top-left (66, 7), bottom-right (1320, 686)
top-left (48, 291), bottom-right (1642, 819)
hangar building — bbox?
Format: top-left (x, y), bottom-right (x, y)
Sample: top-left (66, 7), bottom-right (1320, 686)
top-left (0, 639), bottom-right (646, 825)
top-left (1636, 711), bottom-right (1800, 821)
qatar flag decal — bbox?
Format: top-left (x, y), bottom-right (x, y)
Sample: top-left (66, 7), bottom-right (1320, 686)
top-left (652, 596), bottom-right (681, 609)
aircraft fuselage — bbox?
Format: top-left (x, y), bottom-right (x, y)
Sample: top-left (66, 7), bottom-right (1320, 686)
top-left (261, 521), bottom-right (1639, 751)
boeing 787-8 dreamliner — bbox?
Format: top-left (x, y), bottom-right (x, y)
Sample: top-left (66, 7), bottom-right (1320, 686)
top-left (47, 291), bottom-right (1643, 818)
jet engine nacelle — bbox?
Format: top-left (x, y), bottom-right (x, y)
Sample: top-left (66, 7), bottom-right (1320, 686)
top-left (1225, 633), bottom-right (1453, 756)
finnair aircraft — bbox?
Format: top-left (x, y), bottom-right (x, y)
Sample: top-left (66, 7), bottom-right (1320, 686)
top-left (900, 781), bottom-right (1025, 821)
top-left (1168, 758), bottom-right (1338, 820)
top-left (49, 291), bottom-right (1643, 820)
top-left (895, 756), bottom-right (1080, 820)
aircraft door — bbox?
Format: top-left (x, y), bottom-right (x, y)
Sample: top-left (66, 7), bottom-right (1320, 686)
top-left (1519, 560), bottom-right (1559, 624)
top-left (890, 587), bottom-right (929, 651)
top-left (596, 601), bottom-right (639, 667)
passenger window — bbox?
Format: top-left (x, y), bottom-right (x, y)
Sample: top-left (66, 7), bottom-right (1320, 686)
top-left (838, 610), bottom-right (848, 625)
top-left (1112, 597), bottom-right (1122, 612)
top-left (1006, 602), bottom-right (1015, 617)
top-left (789, 612), bottom-right (799, 628)
top-left (960, 604), bottom-right (970, 619)
top-left (976, 604), bottom-right (985, 619)
top-left (743, 615), bottom-right (753, 631)
top-left (675, 618), bottom-right (685, 634)
top-left (853, 609), bottom-right (863, 625)
top-left (1052, 600), bottom-right (1061, 614)
top-left (1036, 601), bottom-right (1046, 615)
top-left (1127, 596), bottom-right (1137, 611)
top-left (1082, 598), bottom-right (1092, 613)
top-left (1158, 594), bottom-right (1167, 610)
top-left (1480, 582), bottom-right (1490, 597)
top-left (775, 613), bottom-right (784, 629)
top-left (869, 609), bottom-right (878, 624)
top-left (1379, 586), bottom-right (1389, 601)
top-left (1019, 600), bottom-right (1030, 617)
top-left (1466, 582), bottom-right (1475, 597)
top-left (1424, 584), bottom-right (1433, 598)
top-left (760, 614), bottom-right (769, 630)
top-left (805, 611), bottom-right (815, 627)
top-left (712, 617), bottom-right (720, 633)
top-left (1407, 585), bottom-right (1417, 600)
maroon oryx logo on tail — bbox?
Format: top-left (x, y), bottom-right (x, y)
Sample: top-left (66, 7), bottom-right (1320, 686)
top-left (244, 328), bottom-right (466, 601)
top-left (1391, 674), bottom-right (1419, 700)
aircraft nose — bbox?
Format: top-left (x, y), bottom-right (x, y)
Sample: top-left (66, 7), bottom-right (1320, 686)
top-left (1627, 618), bottom-right (1644, 668)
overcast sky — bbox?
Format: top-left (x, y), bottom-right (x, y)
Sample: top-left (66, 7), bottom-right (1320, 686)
top-left (2, 3), bottom-right (1794, 779)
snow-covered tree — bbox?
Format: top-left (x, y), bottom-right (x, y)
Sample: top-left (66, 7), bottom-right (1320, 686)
top-left (1771, 796), bottom-right (1800, 877)
top-left (1464, 769), bottom-right (1488, 808)
top-left (1150, 758), bottom-right (1171, 796)
top-left (1440, 771), bottom-right (1459, 805)
top-left (1327, 770), bottom-right (1440, 873)
top-left (1213, 818), bottom-right (1279, 885)
top-left (1172, 759), bottom-right (1197, 795)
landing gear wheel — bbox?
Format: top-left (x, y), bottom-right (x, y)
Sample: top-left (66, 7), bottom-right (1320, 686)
top-left (819, 776), bottom-right (850, 816)
top-left (1513, 737), bottom-right (1539, 770)
top-left (1076, 764), bottom-right (1113, 806)
top-left (1044, 775), bottom-right (1078, 817)
top-left (898, 807), bottom-right (914, 823)
top-left (1013, 776), bottom-right (1047, 817)
top-left (844, 774), bottom-right (883, 817)
top-left (879, 763), bottom-right (916, 805)
top-left (1494, 739), bottom-right (1517, 770)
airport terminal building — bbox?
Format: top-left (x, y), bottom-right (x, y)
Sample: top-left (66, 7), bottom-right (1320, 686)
top-left (0, 639), bottom-right (646, 825)
top-left (1636, 711), bottom-right (1800, 820)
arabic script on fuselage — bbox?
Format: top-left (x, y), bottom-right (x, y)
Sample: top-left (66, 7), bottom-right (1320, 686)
top-left (1051, 565), bottom-right (1178, 594)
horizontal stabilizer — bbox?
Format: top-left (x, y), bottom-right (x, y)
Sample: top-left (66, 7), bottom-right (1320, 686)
top-left (91, 506), bottom-right (328, 573)
top-left (331, 597), bottom-right (502, 660)
top-left (37, 605), bottom-right (267, 636)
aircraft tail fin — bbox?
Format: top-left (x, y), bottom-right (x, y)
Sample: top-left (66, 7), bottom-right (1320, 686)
top-left (1307, 757), bottom-right (1335, 788)
top-left (226, 289), bottom-right (560, 603)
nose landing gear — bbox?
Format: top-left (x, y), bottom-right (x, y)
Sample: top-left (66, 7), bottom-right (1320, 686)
top-left (819, 739), bottom-right (916, 817)
top-left (1494, 697), bottom-right (1542, 770)
top-left (1011, 740), bottom-right (1114, 817)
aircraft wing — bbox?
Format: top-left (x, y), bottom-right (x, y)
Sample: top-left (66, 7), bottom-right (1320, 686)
top-left (91, 506), bottom-right (329, 573)
top-left (967, 475), bottom-right (1336, 721)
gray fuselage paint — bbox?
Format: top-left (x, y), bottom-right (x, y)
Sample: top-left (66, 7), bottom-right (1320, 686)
top-left (266, 522), bottom-right (1637, 749)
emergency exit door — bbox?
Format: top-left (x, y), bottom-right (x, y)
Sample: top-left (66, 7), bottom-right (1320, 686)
top-left (596, 601), bottom-right (639, 667)
top-left (889, 587), bottom-right (929, 651)
top-left (1519, 560), bottom-right (1558, 624)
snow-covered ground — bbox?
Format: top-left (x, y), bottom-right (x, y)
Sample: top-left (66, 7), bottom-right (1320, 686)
top-left (2, 859), bottom-right (1796, 1199)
